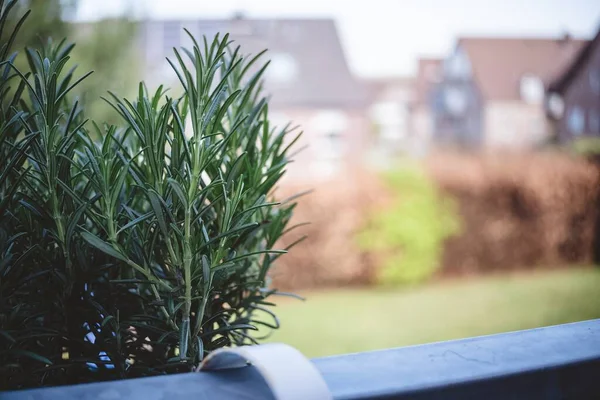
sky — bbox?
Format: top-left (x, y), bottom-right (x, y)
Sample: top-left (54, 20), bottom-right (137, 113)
top-left (76, 0), bottom-right (600, 77)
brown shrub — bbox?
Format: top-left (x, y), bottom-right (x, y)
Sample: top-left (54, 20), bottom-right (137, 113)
top-left (427, 151), bottom-right (600, 275)
top-left (271, 152), bottom-right (600, 290)
top-left (270, 169), bottom-right (385, 290)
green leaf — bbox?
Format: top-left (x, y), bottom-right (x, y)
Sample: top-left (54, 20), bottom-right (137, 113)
top-left (202, 255), bottom-right (211, 287)
top-left (101, 315), bottom-right (115, 327)
top-left (80, 231), bottom-right (128, 263)
top-left (110, 164), bottom-right (130, 210)
top-left (212, 250), bottom-right (286, 273)
top-left (197, 222), bottom-right (259, 253)
top-left (8, 349), bottom-right (52, 365)
top-left (147, 189), bottom-right (170, 238)
top-left (179, 318), bottom-right (190, 360)
top-left (268, 291), bottom-right (306, 301)
top-left (200, 323), bottom-right (257, 338)
top-left (116, 212), bottom-right (152, 235)
top-left (0, 330), bottom-right (15, 344)
top-left (167, 178), bottom-right (187, 208)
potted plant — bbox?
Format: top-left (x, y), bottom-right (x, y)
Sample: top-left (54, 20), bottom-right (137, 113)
top-left (0, 1), bottom-right (302, 389)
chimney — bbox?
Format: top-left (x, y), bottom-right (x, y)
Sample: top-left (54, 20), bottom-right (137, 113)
top-left (229, 10), bottom-right (252, 36)
top-left (559, 31), bottom-right (573, 45)
top-left (232, 10), bottom-right (245, 20)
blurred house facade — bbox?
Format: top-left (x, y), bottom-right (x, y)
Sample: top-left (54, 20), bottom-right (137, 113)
top-left (364, 76), bottom-right (413, 165)
top-left (408, 59), bottom-right (443, 156)
top-left (429, 36), bottom-right (587, 150)
top-left (548, 28), bottom-right (600, 142)
top-left (135, 16), bottom-right (370, 181)
top-left (75, 17), bottom-right (599, 175)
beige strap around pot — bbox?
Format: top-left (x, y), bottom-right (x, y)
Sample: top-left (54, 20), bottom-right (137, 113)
top-left (198, 343), bottom-right (332, 400)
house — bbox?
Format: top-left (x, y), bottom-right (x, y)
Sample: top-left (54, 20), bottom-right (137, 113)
top-left (409, 58), bottom-right (443, 155)
top-left (548, 27), bottom-right (600, 143)
top-left (432, 35), bottom-right (587, 150)
top-left (136, 16), bottom-right (370, 181)
top-left (363, 76), bottom-right (413, 165)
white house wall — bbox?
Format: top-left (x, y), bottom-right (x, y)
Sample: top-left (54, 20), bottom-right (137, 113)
top-left (484, 102), bottom-right (550, 150)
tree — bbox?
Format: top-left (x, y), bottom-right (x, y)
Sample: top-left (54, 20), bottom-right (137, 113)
top-left (5, 0), bottom-right (138, 123)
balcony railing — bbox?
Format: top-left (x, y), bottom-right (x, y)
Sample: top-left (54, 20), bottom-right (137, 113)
top-left (3, 319), bottom-right (600, 399)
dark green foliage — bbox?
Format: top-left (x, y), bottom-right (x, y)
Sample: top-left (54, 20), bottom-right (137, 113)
top-left (0, 2), bottom-right (301, 389)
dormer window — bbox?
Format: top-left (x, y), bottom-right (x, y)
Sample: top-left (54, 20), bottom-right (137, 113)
top-left (520, 74), bottom-right (544, 104)
top-left (444, 87), bottom-right (467, 115)
top-left (266, 53), bottom-right (298, 84)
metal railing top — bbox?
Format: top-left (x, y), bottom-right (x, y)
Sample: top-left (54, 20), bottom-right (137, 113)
top-left (3, 319), bottom-right (600, 400)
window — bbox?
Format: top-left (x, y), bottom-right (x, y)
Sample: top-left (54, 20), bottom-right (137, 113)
top-left (265, 53), bottom-right (298, 84)
top-left (520, 75), bottom-right (544, 104)
top-left (547, 93), bottom-right (565, 118)
top-left (312, 131), bottom-right (343, 178)
top-left (590, 110), bottom-right (599, 134)
top-left (371, 102), bottom-right (406, 143)
top-left (322, 132), bottom-right (342, 159)
top-left (312, 111), bottom-right (348, 134)
top-left (444, 87), bottom-right (467, 115)
top-left (371, 102), bottom-right (403, 125)
top-left (311, 111), bottom-right (348, 160)
top-left (590, 69), bottom-right (600, 94)
top-left (567, 106), bottom-right (585, 135)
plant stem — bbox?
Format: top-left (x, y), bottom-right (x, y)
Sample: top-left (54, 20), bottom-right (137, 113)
top-left (181, 205), bottom-right (193, 357)
top-left (49, 166), bottom-right (72, 288)
top-left (124, 259), bottom-right (176, 329)
top-left (125, 259), bottom-right (172, 291)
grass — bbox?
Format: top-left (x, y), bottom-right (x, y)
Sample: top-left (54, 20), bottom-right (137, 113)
top-left (265, 267), bottom-right (600, 358)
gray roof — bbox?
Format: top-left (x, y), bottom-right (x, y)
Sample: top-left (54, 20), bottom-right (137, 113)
top-left (457, 36), bottom-right (587, 101)
top-left (139, 18), bottom-right (369, 109)
top-left (549, 27), bottom-right (600, 93)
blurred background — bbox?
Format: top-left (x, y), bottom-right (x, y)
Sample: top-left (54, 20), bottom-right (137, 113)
top-left (14, 0), bottom-right (600, 357)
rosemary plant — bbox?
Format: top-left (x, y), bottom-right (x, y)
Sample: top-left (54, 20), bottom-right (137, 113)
top-left (0, 1), bottom-right (303, 389)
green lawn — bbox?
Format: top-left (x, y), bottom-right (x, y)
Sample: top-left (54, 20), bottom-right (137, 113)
top-left (265, 267), bottom-right (600, 358)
